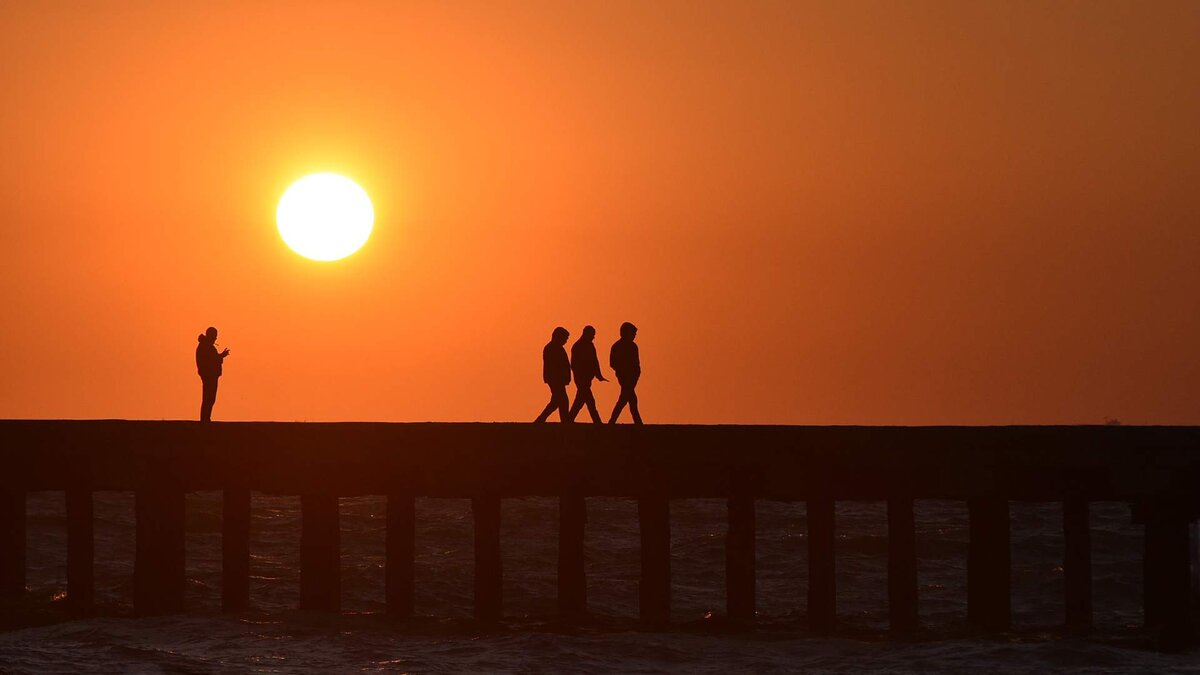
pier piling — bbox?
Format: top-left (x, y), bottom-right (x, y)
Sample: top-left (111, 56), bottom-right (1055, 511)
top-left (1062, 498), bottom-right (1092, 633)
top-left (299, 494), bottom-right (340, 611)
top-left (134, 487), bottom-right (186, 615)
top-left (887, 497), bottom-right (918, 632)
top-left (967, 498), bottom-right (1010, 631)
top-left (0, 488), bottom-right (24, 598)
top-left (726, 495), bottom-right (755, 624)
top-left (66, 488), bottom-right (94, 613)
top-left (473, 496), bottom-right (502, 621)
top-left (639, 495), bottom-right (671, 628)
top-left (386, 493), bottom-right (415, 619)
top-left (558, 494), bottom-right (587, 619)
top-left (807, 498), bottom-right (836, 634)
top-left (222, 488), bottom-right (251, 612)
top-left (1141, 505), bottom-right (1194, 648)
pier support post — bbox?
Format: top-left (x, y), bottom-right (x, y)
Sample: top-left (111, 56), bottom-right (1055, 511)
top-left (639, 495), bottom-right (670, 628)
top-left (66, 489), bottom-right (94, 613)
top-left (558, 494), bottom-right (587, 619)
top-left (807, 498), bottom-right (836, 634)
top-left (967, 498), bottom-right (1010, 631)
top-left (386, 493), bottom-right (415, 619)
top-left (299, 494), bottom-right (340, 611)
top-left (222, 489), bottom-right (251, 612)
top-left (473, 496), bottom-right (502, 621)
top-left (887, 497), bottom-right (918, 632)
top-left (1143, 510), bottom-right (1194, 648)
top-left (1145, 518), bottom-right (1165, 627)
top-left (1062, 498), bottom-right (1092, 633)
top-left (726, 495), bottom-right (755, 625)
top-left (0, 488), bottom-right (24, 598)
top-left (1192, 522), bottom-right (1200, 608)
top-left (134, 488), bottom-right (186, 615)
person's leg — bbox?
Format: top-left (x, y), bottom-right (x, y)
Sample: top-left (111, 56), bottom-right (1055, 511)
top-left (555, 385), bottom-right (571, 422)
top-left (609, 384), bottom-right (629, 424)
top-left (568, 385), bottom-right (587, 422)
top-left (628, 388), bottom-right (642, 425)
top-left (210, 378), bottom-right (220, 420)
top-left (200, 378), bottom-right (217, 422)
top-left (535, 385), bottom-right (558, 422)
top-left (584, 387), bottom-right (602, 424)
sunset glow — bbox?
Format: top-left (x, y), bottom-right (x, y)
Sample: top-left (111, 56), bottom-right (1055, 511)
top-left (276, 173), bottom-right (374, 262)
top-left (1, 2), bottom-right (1197, 424)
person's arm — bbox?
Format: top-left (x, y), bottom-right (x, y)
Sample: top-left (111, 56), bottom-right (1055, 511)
top-left (593, 347), bottom-right (607, 381)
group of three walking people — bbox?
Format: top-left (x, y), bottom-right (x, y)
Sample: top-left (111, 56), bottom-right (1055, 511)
top-left (536, 321), bottom-right (643, 424)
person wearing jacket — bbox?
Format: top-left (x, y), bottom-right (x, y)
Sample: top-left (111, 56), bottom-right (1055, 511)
top-left (608, 321), bottom-right (642, 424)
top-left (567, 325), bottom-right (608, 423)
top-left (534, 326), bottom-right (572, 423)
top-left (196, 326), bottom-right (230, 422)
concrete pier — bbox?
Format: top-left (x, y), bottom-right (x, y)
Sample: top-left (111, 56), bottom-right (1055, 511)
top-left (0, 420), bottom-right (1196, 645)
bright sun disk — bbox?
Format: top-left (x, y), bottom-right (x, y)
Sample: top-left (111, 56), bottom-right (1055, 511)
top-left (276, 173), bottom-right (374, 261)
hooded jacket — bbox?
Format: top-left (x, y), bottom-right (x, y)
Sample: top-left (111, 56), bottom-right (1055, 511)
top-left (196, 334), bottom-right (224, 379)
top-left (542, 341), bottom-right (571, 386)
top-left (570, 339), bottom-right (603, 385)
top-left (609, 339), bottom-right (640, 384)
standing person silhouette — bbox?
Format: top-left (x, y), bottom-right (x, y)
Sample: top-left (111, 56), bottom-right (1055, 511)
top-left (196, 326), bottom-right (230, 422)
top-left (608, 322), bottom-right (643, 424)
top-left (568, 325), bottom-right (608, 423)
top-left (534, 327), bottom-right (572, 423)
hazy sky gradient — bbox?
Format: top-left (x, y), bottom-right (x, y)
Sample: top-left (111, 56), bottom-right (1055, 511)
top-left (2, 1), bottom-right (1198, 423)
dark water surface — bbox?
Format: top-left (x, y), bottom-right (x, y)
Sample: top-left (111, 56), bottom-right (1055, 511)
top-left (0, 493), bottom-right (1196, 673)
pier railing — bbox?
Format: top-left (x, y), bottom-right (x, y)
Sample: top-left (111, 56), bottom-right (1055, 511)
top-left (0, 421), bottom-right (1196, 644)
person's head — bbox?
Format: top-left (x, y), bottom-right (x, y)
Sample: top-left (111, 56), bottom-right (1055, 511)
top-left (205, 327), bottom-right (218, 340)
top-left (619, 321), bottom-right (637, 340)
top-left (552, 326), bottom-right (569, 345)
top-left (581, 325), bottom-right (596, 341)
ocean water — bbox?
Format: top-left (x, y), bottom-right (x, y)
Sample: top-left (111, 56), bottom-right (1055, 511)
top-left (0, 493), bottom-right (1196, 673)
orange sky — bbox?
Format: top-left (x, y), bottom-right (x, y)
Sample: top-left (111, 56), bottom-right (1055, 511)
top-left (2, 1), bottom-right (1198, 424)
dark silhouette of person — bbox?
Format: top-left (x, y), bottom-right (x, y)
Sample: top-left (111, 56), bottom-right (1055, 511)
top-left (196, 326), bottom-right (230, 422)
top-left (534, 327), bottom-right (572, 423)
top-left (568, 325), bottom-right (608, 423)
top-left (608, 321), bottom-right (643, 424)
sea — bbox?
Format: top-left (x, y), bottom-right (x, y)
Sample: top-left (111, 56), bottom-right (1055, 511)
top-left (0, 493), bottom-right (1197, 673)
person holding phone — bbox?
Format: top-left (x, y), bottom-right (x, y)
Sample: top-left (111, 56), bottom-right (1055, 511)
top-left (196, 326), bottom-right (230, 422)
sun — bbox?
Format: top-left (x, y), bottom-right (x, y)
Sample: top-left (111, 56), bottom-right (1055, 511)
top-left (276, 173), bottom-right (374, 261)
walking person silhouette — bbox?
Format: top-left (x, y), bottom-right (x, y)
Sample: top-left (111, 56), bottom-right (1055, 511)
top-left (608, 322), bottom-right (642, 424)
top-left (534, 326), bottom-right (572, 423)
top-left (196, 326), bottom-right (230, 422)
top-left (568, 325), bottom-right (608, 423)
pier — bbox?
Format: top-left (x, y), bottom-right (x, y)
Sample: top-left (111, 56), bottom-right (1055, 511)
top-left (0, 421), bottom-right (1197, 646)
